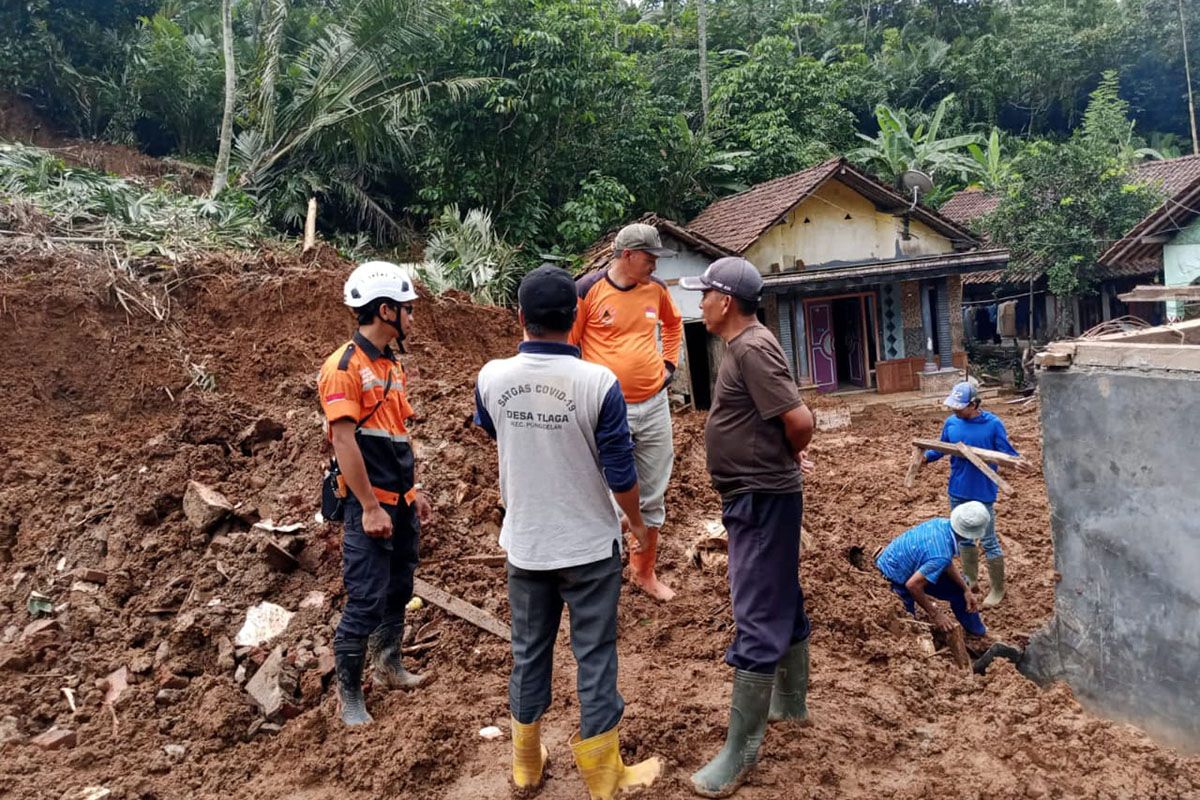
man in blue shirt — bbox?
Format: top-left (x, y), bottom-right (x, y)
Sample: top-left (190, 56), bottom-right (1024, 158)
top-left (917, 381), bottom-right (1020, 607)
top-left (875, 502), bottom-right (991, 635)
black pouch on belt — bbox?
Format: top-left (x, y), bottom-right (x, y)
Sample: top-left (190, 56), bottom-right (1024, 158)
top-left (321, 458), bottom-right (347, 522)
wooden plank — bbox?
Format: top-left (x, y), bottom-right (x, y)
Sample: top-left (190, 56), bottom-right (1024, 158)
top-left (954, 441), bottom-right (1015, 495)
top-left (1116, 285), bottom-right (1200, 302)
top-left (413, 578), bottom-right (511, 642)
top-left (904, 444), bottom-right (923, 488)
top-left (461, 554), bottom-right (508, 566)
top-left (1034, 350), bottom-right (1073, 368)
top-left (1069, 342), bottom-right (1200, 373)
top-left (911, 438), bottom-right (1026, 467)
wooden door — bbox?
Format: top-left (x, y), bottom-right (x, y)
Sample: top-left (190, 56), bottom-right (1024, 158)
top-left (806, 301), bottom-right (837, 392)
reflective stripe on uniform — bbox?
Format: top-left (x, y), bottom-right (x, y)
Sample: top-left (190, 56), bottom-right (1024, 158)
top-left (358, 427), bottom-right (411, 443)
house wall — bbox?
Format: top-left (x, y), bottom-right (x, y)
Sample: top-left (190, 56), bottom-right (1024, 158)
top-left (899, 280), bottom-right (926, 358)
top-left (1164, 217), bottom-right (1200, 320)
top-left (743, 179), bottom-right (952, 271)
top-left (653, 233), bottom-right (715, 320)
top-left (1025, 362), bottom-right (1200, 752)
top-left (947, 274), bottom-right (964, 352)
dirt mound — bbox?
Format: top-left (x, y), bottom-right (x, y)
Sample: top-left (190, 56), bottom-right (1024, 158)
top-left (0, 237), bottom-right (1198, 799)
top-left (1, 93), bottom-right (210, 193)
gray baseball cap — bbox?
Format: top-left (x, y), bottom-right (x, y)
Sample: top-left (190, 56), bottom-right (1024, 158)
top-left (613, 223), bottom-right (676, 258)
top-left (679, 257), bottom-right (764, 302)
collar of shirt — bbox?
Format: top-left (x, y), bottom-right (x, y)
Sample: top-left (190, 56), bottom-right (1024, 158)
top-left (518, 341), bottom-right (580, 357)
top-left (353, 330), bottom-right (397, 362)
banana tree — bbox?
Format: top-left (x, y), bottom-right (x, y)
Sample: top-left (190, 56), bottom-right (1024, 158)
top-left (966, 128), bottom-right (1011, 191)
top-left (849, 94), bottom-right (982, 188)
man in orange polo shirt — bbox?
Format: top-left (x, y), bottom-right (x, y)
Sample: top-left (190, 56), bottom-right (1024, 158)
top-left (318, 261), bottom-right (435, 726)
top-left (571, 223), bottom-right (683, 601)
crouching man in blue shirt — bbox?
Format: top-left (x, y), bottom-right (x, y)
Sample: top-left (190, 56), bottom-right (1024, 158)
top-left (875, 502), bottom-right (992, 636)
top-left (918, 381), bottom-right (1021, 607)
top-left (474, 265), bottom-right (662, 799)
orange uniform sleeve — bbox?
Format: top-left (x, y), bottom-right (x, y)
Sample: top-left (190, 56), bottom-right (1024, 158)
top-left (659, 285), bottom-right (684, 368)
top-left (568, 294), bottom-right (588, 348)
top-left (318, 360), bottom-right (362, 424)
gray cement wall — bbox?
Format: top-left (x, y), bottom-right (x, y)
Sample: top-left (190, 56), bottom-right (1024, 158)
top-left (1024, 366), bottom-right (1200, 752)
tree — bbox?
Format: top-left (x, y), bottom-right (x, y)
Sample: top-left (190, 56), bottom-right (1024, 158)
top-left (849, 94), bottom-right (980, 188)
top-left (966, 128), bottom-right (1011, 192)
top-left (210, 0), bottom-right (236, 196)
top-left (697, 0), bottom-right (708, 125)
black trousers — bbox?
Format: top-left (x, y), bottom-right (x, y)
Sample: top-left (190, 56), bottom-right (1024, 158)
top-left (507, 543), bottom-right (624, 739)
top-left (334, 496), bottom-right (419, 650)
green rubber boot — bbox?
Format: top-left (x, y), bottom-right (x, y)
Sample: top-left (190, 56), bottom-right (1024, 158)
top-left (768, 639), bottom-right (810, 725)
top-left (691, 669), bottom-right (774, 798)
top-left (960, 544), bottom-right (980, 588)
top-left (983, 555), bottom-right (1006, 607)
top-left (370, 623), bottom-right (427, 689)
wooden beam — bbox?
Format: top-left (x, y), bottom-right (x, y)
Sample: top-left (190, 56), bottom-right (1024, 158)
top-left (911, 438), bottom-right (1026, 468)
top-left (954, 441), bottom-right (1015, 495)
top-left (904, 445), bottom-right (923, 488)
top-left (1117, 285), bottom-right (1200, 302)
top-left (1034, 350), bottom-right (1073, 368)
top-left (413, 578), bottom-right (511, 642)
top-left (1070, 342), bottom-right (1200, 373)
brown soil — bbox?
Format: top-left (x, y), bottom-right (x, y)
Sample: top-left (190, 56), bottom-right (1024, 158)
top-left (1, 94), bottom-right (211, 194)
top-left (1, 235), bottom-right (1198, 800)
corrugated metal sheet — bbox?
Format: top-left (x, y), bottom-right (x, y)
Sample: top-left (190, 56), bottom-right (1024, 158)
top-left (778, 296), bottom-right (796, 379)
top-left (935, 278), bottom-right (953, 368)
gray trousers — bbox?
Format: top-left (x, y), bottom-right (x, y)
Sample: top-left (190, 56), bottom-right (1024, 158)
top-left (507, 543), bottom-right (624, 739)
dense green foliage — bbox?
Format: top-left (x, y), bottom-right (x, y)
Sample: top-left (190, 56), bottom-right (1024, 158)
top-left (2, 0), bottom-right (1197, 301)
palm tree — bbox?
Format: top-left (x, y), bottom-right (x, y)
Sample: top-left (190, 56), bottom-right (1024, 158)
top-left (210, 0), bottom-right (235, 197)
top-left (849, 95), bottom-right (981, 187)
top-left (234, 0), bottom-right (488, 238)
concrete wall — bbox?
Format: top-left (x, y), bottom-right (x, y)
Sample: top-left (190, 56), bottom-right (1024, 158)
top-left (744, 179), bottom-right (950, 271)
top-left (1024, 362), bottom-right (1200, 752)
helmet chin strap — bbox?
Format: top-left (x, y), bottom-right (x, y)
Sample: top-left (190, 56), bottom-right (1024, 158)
top-left (383, 301), bottom-right (407, 353)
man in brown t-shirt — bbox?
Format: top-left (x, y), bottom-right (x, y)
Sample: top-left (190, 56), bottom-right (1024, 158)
top-left (679, 257), bottom-right (815, 797)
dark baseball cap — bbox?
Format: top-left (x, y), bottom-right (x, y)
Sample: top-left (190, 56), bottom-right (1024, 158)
top-left (518, 264), bottom-right (578, 328)
top-left (678, 257), bottom-right (764, 302)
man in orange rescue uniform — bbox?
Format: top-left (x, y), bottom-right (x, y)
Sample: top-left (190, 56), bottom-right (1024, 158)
top-left (571, 223), bottom-right (684, 601)
top-left (317, 261), bottom-right (435, 726)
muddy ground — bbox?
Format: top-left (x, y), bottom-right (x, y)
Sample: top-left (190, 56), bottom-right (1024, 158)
top-left (1, 235), bottom-right (1198, 800)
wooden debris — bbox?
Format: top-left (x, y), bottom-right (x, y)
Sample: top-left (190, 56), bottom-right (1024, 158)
top-left (461, 554), bottom-right (507, 567)
top-left (911, 438), bottom-right (1025, 468)
top-left (904, 445), bottom-right (924, 488)
top-left (945, 626), bottom-right (971, 670)
top-left (954, 441), bottom-right (1015, 495)
top-left (413, 578), bottom-right (510, 642)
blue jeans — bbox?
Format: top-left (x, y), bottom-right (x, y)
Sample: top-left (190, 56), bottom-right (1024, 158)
top-left (949, 494), bottom-right (1002, 559)
top-left (507, 544), bottom-right (624, 739)
top-left (880, 567), bottom-right (987, 636)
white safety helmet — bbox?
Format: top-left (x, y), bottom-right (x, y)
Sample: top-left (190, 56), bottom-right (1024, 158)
top-left (343, 261), bottom-right (418, 308)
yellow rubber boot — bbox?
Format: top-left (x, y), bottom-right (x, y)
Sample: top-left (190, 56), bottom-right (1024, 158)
top-left (511, 717), bottom-right (549, 792)
top-left (569, 727), bottom-right (662, 800)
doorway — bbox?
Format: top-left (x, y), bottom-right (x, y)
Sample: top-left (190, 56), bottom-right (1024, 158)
top-left (804, 292), bottom-right (880, 393)
top-left (832, 297), bottom-right (866, 388)
top-left (684, 320), bottom-right (712, 410)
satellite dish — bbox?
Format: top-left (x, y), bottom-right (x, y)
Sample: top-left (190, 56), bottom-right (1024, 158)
top-left (900, 169), bottom-right (934, 211)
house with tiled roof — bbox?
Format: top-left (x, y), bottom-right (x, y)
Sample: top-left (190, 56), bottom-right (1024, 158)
top-left (583, 158), bottom-right (1010, 402)
top-left (942, 154), bottom-right (1200, 337)
top-left (1098, 154), bottom-right (1200, 321)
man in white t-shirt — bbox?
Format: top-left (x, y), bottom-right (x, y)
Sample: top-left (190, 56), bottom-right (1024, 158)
top-left (474, 264), bottom-right (661, 799)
